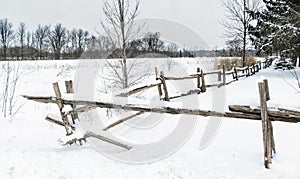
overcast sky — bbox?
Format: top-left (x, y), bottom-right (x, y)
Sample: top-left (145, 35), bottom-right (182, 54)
top-left (0, 0), bottom-right (226, 50)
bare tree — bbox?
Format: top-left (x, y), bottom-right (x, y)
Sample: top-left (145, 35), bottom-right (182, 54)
top-left (0, 18), bottom-right (14, 60)
top-left (221, 0), bottom-right (261, 67)
top-left (48, 23), bottom-right (67, 59)
top-left (35, 24), bottom-right (50, 60)
top-left (101, 0), bottom-right (142, 88)
top-left (18, 22), bottom-right (26, 60)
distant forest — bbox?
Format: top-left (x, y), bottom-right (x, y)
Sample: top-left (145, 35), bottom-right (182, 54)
top-left (0, 18), bottom-right (261, 61)
top-left (0, 19), bottom-right (202, 61)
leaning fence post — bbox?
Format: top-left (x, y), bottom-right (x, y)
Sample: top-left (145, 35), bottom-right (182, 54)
top-left (258, 81), bottom-right (272, 169)
top-left (155, 67), bottom-right (163, 97)
top-left (263, 79), bottom-right (275, 154)
top-left (222, 64), bottom-right (226, 86)
top-left (53, 82), bottom-right (71, 135)
top-left (200, 70), bottom-right (206, 92)
top-left (160, 71), bottom-right (169, 101)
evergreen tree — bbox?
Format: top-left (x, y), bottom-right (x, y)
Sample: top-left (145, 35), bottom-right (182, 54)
top-left (250, 0), bottom-right (300, 58)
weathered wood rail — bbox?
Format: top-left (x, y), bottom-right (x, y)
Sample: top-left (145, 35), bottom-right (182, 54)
top-left (23, 95), bottom-right (300, 124)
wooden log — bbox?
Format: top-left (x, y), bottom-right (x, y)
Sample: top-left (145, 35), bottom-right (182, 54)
top-left (45, 115), bottom-right (65, 127)
top-left (164, 76), bottom-right (196, 81)
top-left (222, 64), bottom-right (226, 85)
top-left (65, 105), bottom-right (98, 116)
top-left (103, 111), bottom-right (144, 131)
top-left (53, 83), bottom-right (71, 135)
top-left (228, 105), bottom-right (300, 122)
top-left (197, 67), bottom-right (201, 89)
top-left (258, 82), bottom-right (271, 169)
top-left (118, 82), bottom-right (162, 97)
top-left (200, 70), bottom-right (206, 92)
top-left (23, 95), bottom-right (300, 123)
top-left (263, 79), bottom-right (270, 101)
top-left (160, 71), bottom-right (169, 101)
top-left (278, 108), bottom-right (300, 116)
top-left (84, 131), bottom-right (132, 150)
top-left (169, 89), bottom-right (201, 100)
top-left (63, 131), bottom-right (131, 150)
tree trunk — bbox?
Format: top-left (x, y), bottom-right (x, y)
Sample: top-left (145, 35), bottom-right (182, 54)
top-left (3, 45), bottom-right (7, 60)
top-left (242, 0), bottom-right (247, 67)
top-left (119, 0), bottom-right (128, 88)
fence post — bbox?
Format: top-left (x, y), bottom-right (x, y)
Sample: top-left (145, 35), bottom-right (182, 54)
top-left (258, 81), bottom-right (272, 169)
top-left (65, 80), bottom-right (74, 93)
top-left (263, 79), bottom-right (270, 101)
top-left (263, 79), bottom-right (275, 154)
top-left (223, 64), bottom-right (226, 86)
top-left (259, 61), bottom-right (262, 70)
top-left (234, 65), bottom-right (238, 80)
top-left (197, 67), bottom-right (201, 89)
top-left (65, 80), bottom-right (77, 124)
top-left (53, 82), bottom-right (71, 135)
top-left (218, 71), bottom-right (222, 82)
top-left (252, 62), bottom-right (256, 75)
top-left (155, 67), bottom-right (163, 97)
top-left (200, 70), bottom-right (206, 92)
top-left (160, 71), bottom-right (169, 101)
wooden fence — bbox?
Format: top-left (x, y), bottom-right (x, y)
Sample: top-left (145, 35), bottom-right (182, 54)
top-left (119, 59), bottom-right (273, 101)
top-left (24, 58), bottom-right (297, 169)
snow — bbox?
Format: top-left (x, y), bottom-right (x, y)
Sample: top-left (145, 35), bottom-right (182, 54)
top-left (0, 58), bottom-right (300, 178)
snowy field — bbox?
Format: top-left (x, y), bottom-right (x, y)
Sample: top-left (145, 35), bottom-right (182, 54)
top-left (0, 58), bottom-right (300, 178)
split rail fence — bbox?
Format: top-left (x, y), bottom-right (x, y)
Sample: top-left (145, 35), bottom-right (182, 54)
top-left (23, 58), bottom-right (299, 169)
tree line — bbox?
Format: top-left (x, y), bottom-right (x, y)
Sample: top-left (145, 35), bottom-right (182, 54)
top-left (0, 18), bottom-right (192, 61)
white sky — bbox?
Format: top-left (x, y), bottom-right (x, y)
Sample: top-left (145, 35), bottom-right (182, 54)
top-left (0, 0), bottom-right (226, 50)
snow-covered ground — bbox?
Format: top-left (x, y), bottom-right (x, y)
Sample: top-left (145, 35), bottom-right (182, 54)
top-left (0, 58), bottom-right (300, 178)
